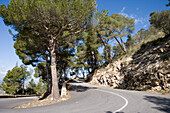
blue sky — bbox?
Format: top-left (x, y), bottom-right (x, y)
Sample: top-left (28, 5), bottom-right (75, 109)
top-left (0, 0), bottom-right (169, 80)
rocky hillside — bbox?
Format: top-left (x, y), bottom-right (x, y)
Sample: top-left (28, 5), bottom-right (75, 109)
top-left (87, 35), bottom-right (170, 93)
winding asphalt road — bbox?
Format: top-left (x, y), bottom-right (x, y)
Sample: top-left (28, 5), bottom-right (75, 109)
top-left (0, 80), bottom-right (170, 113)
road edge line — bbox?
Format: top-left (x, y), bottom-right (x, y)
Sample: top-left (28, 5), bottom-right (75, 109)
top-left (96, 89), bottom-right (128, 113)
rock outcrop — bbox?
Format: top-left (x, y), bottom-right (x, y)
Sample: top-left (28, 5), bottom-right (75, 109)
top-left (89, 57), bottom-right (132, 88)
top-left (88, 35), bottom-right (170, 92)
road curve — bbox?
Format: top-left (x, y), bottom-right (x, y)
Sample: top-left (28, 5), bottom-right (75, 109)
top-left (0, 80), bottom-right (170, 113)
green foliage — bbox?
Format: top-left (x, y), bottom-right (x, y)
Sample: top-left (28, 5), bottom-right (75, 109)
top-left (0, 65), bottom-right (31, 95)
top-left (75, 22), bottom-right (103, 73)
top-left (56, 43), bottom-right (76, 79)
top-left (150, 10), bottom-right (170, 35)
top-left (26, 78), bottom-right (47, 95)
top-left (26, 79), bottom-right (36, 95)
top-left (97, 11), bottom-right (135, 55)
top-left (35, 77), bottom-right (47, 95)
top-left (0, 0), bottom-right (96, 41)
top-left (112, 45), bottom-right (124, 57)
top-left (0, 0), bottom-right (96, 99)
top-left (0, 0), bottom-right (97, 66)
top-left (126, 35), bottom-right (135, 49)
top-left (112, 26), bottom-right (164, 60)
top-left (13, 33), bottom-right (48, 66)
top-left (34, 62), bottom-right (49, 81)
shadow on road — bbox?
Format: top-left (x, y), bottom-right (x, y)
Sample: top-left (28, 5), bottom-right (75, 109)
top-left (144, 95), bottom-right (170, 113)
top-left (69, 80), bottom-right (97, 92)
top-left (106, 111), bottom-right (113, 113)
top-left (105, 111), bottom-right (124, 113)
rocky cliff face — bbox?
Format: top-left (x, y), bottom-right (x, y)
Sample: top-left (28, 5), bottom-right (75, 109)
top-left (88, 35), bottom-right (170, 92)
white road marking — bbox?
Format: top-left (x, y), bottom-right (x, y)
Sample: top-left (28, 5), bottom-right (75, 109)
top-left (96, 89), bottom-right (128, 113)
top-left (0, 97), bottom-right (37, 101)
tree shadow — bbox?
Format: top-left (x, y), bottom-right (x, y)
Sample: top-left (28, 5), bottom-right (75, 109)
top-left (105, 111), bottom-right (113, 113)
top-left (39, 91), bottom-right (50, 100)
top-left (69, 80), bottom-right (97, 92)
top-left (105, 111), bottom-right (124, 113)
top-left (144, 95), bottom-right (170, 113)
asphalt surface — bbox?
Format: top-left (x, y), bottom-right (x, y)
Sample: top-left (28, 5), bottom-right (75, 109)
top-left (0, 80), bottom-right (170, 113)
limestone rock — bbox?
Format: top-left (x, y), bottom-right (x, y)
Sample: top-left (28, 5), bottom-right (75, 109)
top-left (88, 35), bottom-right (170, 92)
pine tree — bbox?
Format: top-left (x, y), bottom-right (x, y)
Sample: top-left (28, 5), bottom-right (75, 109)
top-left (150, 10), bottom-right (170, 35)
top-left (14, 35), bottom-right (52, 94)
top-left (76, 22), bottom-right (102, 73)
top-left (126, 35), bottom-right (135, 50)
top-left (26, 79), bottom-right (36, 95)
top-left (0, 65), bottom-right (31, 95)
top-left (26, 78), bottom-right (47, 95)
top-left (0, 0), bottom-right (96, 100)
top-left (35, 77), bottom-right (47, 95)
top-left (20, 65), bottom-right (31, 94)
top-left (97, 10), bottom-right (135, 53)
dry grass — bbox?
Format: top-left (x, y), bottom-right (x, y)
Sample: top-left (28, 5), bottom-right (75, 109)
top-left (145, 90), bottom-right (170, 95)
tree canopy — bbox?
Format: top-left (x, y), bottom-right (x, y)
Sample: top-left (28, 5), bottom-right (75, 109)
top-left (0, 65), bottom-right (31, 95)
top-left (0, 0), bottom-right (96, 100)
top-left (97, 11), bottom-right (135, 54)
top-left (150, 10), bottom-right (170, 35)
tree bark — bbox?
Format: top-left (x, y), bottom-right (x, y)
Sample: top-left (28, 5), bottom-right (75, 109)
top-left (114, 36), bottom-right (126, 53)
top-left (50, 39), bottom-right (60, 101)
top-left (120, 37), bottom-right (127, 53)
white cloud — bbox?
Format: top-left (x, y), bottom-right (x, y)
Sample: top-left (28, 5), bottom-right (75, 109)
top-left (119, 7), bottom-right (148, 25)
top-left (120, 7), bottom-right (135, 18)
top-left (129, 14), bottom-right (136, 19)
top-left (135, 18), bottom-right (144, 24)
top-left (0, 66), bottom-right (7, 75)
top-left (120, 7), bottom-right (128, 17)
top-left (0, 67), bottom-right (6, 81)
top-left (121, 7), bottom-right (126, 13)
top-left (143, 24), bottom-right (147, 28)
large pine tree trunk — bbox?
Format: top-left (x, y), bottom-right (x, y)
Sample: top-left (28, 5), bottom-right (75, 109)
top-left (50, 41), bottom-right (60, 101)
